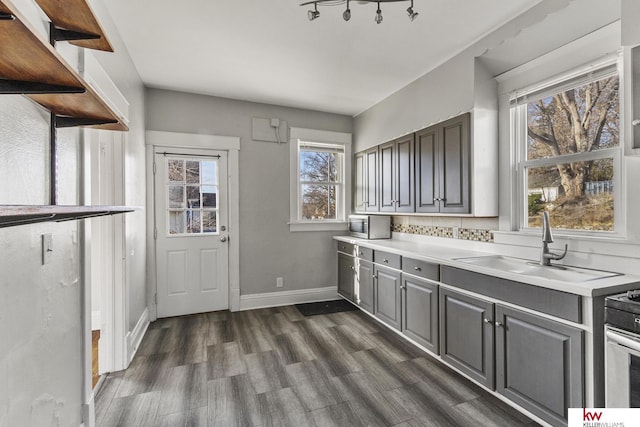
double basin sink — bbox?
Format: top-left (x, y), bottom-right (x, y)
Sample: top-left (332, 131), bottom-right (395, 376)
top-left (455, 255), bottom-right (622, 283)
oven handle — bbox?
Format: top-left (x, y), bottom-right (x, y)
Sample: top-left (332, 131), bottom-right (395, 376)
top-left (606, 329), bottom-right (640, 354)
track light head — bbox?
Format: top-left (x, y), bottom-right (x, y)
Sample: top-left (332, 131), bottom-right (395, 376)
top-left (308, 3), bottom-right (320, 21)
top-left (407, 6), bottom-right (418, 21)
top-left (375, 3), bottom-right (383, 24)
top-left (343, 0), bottom-right (351, 21)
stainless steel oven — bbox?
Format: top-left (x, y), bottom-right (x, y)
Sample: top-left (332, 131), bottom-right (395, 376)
top-left (605, 291), bottom-right (640, 407)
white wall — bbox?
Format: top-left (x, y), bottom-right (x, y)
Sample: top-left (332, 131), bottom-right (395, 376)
top-left (145, 89), bottom-right (353, 296)
top-left (0, 0), bottom-right (145, 425)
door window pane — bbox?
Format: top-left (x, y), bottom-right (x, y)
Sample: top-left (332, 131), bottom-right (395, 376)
top-left (186, 161), bottom-right (200, 184)
top-left (168, 160), bottom-right (184, 182)
top-left (202, 186), bottom-right (217, 208)
top-left (202, 161), bottom-right (217, 184)
top-left (186, 186), bottom-right (200, 208)
top-left (526, 158), bottom-right (614, 231)
top-left (186, 210), bottom-right (201, 234)
top-left (169, 211), bottom-right (186, 234)
top-left (168, 186), bottom-right (185, 208)
top-left (202, 211), bottom-right (217, 233)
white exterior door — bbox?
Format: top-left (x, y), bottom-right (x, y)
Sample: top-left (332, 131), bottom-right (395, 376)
top-left (154, 148), bottom-right (229, 318)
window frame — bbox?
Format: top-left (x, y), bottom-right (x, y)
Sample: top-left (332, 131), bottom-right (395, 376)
top-left (289, 127), bottom-right (351, 232)
top-left (512, 61), bottom-right (625, 237)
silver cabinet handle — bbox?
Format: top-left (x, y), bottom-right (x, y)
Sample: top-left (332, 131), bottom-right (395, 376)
top-left (372, 274), bottom-right (378, 279)
top-left (414, 266), bottom-right (421, 271)
top-left (495, 321), bottom-right (503, 327)
top-left (220, 236), bottom-right (227, 242)
top-left (483, 318), bottom-right (492, 324)
top-left (383, 259), bottom-right (389, 263)
top-left (350, 266), bottom-right (355, 270)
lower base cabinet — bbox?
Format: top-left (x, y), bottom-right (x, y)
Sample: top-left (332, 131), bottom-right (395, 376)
top-left (337, 252), bottom-right (355, 301)
top-left (356, 260), bottom-right (374, 313)
top-left (496, 305), bottom-right (584, 426)
top-left (402, 275), bottom-right (439, 354)
top-left (439, 288), bottom-right (495, 389)
top-left (374, 264), bottom-right (402, 330)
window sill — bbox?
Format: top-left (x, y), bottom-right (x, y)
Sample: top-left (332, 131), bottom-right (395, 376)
top-left (289, 221), bottom-right (348, 232)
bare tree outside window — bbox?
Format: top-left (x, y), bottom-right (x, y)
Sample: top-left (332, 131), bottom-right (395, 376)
top-left (299, 148), bottom-right (342, 220)
top-left (524, 74), bottom-right (619, 231)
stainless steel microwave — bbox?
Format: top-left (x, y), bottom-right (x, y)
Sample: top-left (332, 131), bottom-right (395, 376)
top-left (348, 215), bottom-right (391, 239)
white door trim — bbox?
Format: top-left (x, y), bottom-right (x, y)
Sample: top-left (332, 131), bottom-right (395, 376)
top-left (146, 131), bottom-right (241, 320)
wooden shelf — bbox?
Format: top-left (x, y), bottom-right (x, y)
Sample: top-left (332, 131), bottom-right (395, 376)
top-left (0, 205), bottom-right (135, 228)
top-left (35, 0), bottom-right (113, 52)
top-left (0, 0), bottom-right (127, 130)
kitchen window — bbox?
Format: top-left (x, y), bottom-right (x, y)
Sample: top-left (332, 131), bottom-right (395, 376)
top-left (512, 63), bottom-right (621, 234)
top-left (289, 127), bottom-right (351, 232)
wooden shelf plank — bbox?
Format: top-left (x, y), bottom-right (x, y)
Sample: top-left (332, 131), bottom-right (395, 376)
top-left (0, 0), bottom-right (127, 130)
top-left (0, 205), bottom-right (135, 228)
top-left (34, 0), bottom-right (113, 52)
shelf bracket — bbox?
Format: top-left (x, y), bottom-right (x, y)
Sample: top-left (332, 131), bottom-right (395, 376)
top-left (49, 23), bottom-right (100, 45)
top-left (0, 79), bottom-right (85, 95)
top-left (0, 12), bottom-right (14, 20)
top-left (54, 116), bottom-right (118, 128)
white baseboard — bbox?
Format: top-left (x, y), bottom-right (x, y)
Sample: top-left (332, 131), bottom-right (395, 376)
top-left (239, 286), bottom-right (338, 311)
top-left (126, 307), bottom-right (150, 365)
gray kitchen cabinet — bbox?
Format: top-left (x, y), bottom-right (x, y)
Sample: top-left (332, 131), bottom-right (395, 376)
top-left (354, 147), bottom-right (379, 212)
top-left (337, 251), bottom-right (355, 302)
top-left (495, 305), bottom-right (584, 426)
top-left (440, 288), bottom-right (495, 389)
top-left (416, 113), bottom-right (470, 214)
top-left (402, 274), bottom-right (439, 354)
top-left (356, 259), bottom-right (374, 314)
top-left (374, 264), bottom-right (402, 330)
top-left (379, 134), bottom-right (415, 213)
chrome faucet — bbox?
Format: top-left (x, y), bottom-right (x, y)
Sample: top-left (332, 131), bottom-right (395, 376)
top-left (541, 211), bottom-right (568, 267)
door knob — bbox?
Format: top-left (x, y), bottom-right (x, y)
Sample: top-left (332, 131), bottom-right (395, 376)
top-left (220, 236), bottom-right (227, 242)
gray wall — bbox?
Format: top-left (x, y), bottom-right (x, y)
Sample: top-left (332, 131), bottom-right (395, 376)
top-left (0, 0), bottom-right (145, 424)
top-left (146, 89), bottom-right (353, 295)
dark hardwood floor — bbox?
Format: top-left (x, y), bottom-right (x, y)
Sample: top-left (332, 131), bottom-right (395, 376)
top-left (95, 305), bottom-right (539, 426)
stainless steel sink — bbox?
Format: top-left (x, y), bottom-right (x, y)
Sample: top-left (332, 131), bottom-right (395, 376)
top-left (455, 255), bottom-right (622, 283)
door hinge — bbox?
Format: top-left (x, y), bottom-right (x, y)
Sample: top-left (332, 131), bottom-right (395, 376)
top-left (154, 228), bottom-right (157, 239)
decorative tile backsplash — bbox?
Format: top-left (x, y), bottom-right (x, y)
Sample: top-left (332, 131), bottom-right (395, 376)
top-left (391, 222), bottom-right (494, 242)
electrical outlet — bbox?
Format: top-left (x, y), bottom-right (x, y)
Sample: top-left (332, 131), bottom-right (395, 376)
top-left (42, 233), bottom-right (53, 265)
top-left (276, 277), bottom-right (284, 288)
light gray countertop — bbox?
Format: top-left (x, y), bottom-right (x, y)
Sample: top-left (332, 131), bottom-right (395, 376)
top-left (334, 236), bottom-right (640, 297)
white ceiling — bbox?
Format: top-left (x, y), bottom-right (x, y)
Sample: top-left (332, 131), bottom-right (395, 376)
top-left (103, 0), bottom-right (538, 116)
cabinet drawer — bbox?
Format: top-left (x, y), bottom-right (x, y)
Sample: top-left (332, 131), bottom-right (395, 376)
top-left (337, 242), bottom-right (354, 255)
top-left (374, 250), bottom-right (401, 269)
top-left (356, 246), bottom-right (373, 261)
top-left (402, 258), bottom-right (439, 281)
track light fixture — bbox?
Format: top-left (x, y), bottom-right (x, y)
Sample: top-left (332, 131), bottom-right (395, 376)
top-left (300, 0), bottom-right (418, 24)
top-left (343, 0), bottom-right (351, 21)
top-left (308, 3), bottom-right (320, 21)
top-left (406, 0), bottom-right (418, 21)
top-left (375, 2), bottom-right (383, 24)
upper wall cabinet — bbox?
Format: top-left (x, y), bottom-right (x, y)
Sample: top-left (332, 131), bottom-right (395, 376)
top-left (416, 114), bottom-right (469, 214)
top-left (353, 111), bottom-right (497, 217)
top-left (379, 134), bottom-right (415, 213)
top-left (354, 146), bottom-right (379, 212)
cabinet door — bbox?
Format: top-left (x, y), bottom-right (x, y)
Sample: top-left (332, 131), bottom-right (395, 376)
top-left (337, 252), bottom-right (355, 302)
top-left (356, 260), bottom-right (374, 314)
top-left (440, 288), bottom-right (494, 389)
top-left (354, 152), bottom-right (366, 212)
top-left (395, 134), bottom-right (415, 213)
top-left (374, 265), bottom-right (402, 330)
top-left (439, 114), bottom-right (470, 214)
top-left (496, 305), bottom-right (584, 426)
top-left (402, 275), bottom-right (438, 354)
top-left (378, 141), bottom-right (396, 212)
top-left (365, 147), bottom-right (379, 211)
top-left (415, 125), bottom-right (439, 213)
